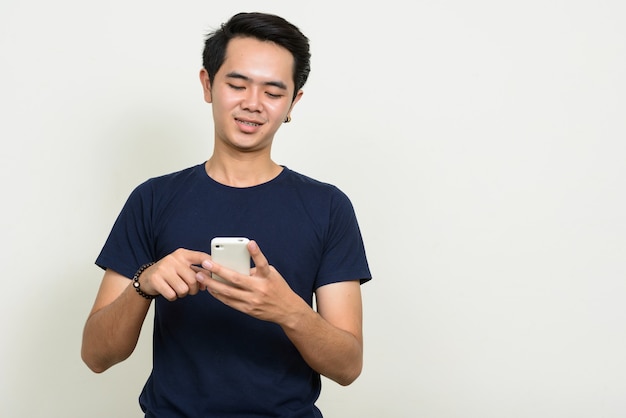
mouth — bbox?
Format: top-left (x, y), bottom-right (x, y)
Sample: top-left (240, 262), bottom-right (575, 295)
top-left (235, 117), bottom-right (263, 127)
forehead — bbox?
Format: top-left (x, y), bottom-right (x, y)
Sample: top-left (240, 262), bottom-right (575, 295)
top-left (220, 37), bottom-right (295, 87)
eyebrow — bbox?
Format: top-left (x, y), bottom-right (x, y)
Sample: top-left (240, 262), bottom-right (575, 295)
top-left (225, 71), bottom-right (288, 90)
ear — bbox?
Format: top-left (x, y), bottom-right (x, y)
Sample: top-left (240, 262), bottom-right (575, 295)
top-left (285, 89), bottom-right (304, 120)
top-left (199, 69), bottom-right (212, 103)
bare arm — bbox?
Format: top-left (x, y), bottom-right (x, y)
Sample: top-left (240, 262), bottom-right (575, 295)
top-left (81, 249), bottom-right (211, 373)
top-left (197, 241), bottom-right (364, 385)
top-left (283, 280), bottom-right (363, 386)
top-left (81, 269), bottom-right (152, 373)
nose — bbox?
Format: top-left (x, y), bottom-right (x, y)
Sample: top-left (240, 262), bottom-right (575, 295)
top-left (241, 87), bottom-right (263, 112)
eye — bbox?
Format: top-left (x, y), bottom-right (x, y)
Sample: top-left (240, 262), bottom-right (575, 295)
top-left (266, 92), bottom-right (284, 99)
top-left (227, 83), bottom-right (245, 91)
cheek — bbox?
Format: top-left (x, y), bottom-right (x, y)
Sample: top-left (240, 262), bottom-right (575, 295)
top-left (213, 98), bottom-right (242, 120)
top-left (265, 101), bottom-right (291, 117)
top-left (212, 85), bottom-right (240, 105)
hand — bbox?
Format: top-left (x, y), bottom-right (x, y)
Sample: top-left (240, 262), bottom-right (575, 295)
top-left (195, 240), bottom-right (307, 324)
top-left (138, 248), bottom-right (212, 301)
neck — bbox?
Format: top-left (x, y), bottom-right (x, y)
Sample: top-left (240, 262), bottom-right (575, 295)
top-left (204, 155), bottom-right (282, 187)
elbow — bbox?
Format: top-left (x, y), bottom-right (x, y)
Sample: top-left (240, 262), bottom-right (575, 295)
top-left (335, 370), bottom-right (361, 387)
top-left (81, 341), bottom-right (121, 374)
top-left (339, 367), bottom-right (362, 387)
top-left (81, 348), bottom-right (109, 374)
top-left (81, 333), bottom-right (107, 373)
top-left (85, 363), bottom-right (108, 374)
top-left (333, 341), bottom-right (364, 386)
top-left (332, 358), bottom-right (363, 387)
top-left (81, 326), bottom-right (132, 373)
top-left (81, 343), bottom-right (133, 373)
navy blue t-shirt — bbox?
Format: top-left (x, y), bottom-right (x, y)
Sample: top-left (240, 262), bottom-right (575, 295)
top-left (96, 164), bottom-right (371, 417)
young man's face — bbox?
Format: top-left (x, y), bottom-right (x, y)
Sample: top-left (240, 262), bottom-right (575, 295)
top-left (200, 36), bottom-right (302, 154)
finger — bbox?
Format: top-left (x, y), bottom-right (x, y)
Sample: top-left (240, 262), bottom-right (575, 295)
top-left (136, 262), bottom-right (170, 299)
top-left (183, 249), bottom-right (212, 266)
top-left (195, 272), bottom-right (209, 291)
top-left (155, 254), bottom-right (208, 298)
top-left (177, 262), bottom-right (211, 296)
top-left (191, 264), bottom-right (210, 274)
top-left (248, 240), bottom-right (270, 277)
top-left (177, 249), bottom-right (212, 295)
top-left (198, 260), bottom-right (250, 290)
top-left (157, 261), bottom-right (192, 297)
top-left (200, 260), bottom-right (236, 285)
top-left (194, 267), bottom-right (211, 286)
top-left (179, 248), bottom-right (212, 277)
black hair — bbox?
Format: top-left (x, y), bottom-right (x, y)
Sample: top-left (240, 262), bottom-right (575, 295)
top-left (202, 12), bottom-right (311, 100)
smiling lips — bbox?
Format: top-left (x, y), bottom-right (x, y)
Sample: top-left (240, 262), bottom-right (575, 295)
top-left (234, 118), bottom-right (263, 136)
top-left (237, 119), bottom-right (261, 127)
top-left (234, 114), bottom-right (266, 132)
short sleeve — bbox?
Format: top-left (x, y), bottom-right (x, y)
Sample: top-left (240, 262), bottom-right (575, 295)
top-left (95, 181), bottom-right (156, 279)
top-left (314, 187), bottom-right (371, 288)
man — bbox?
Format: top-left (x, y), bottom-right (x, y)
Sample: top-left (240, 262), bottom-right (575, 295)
top-left (81, 12), bottom-right (371, 417)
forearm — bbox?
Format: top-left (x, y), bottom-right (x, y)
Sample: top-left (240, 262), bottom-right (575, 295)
top-left (280, 302), bottom-right (363, 386)
top-left (81, 283), bottom-right (151, 373)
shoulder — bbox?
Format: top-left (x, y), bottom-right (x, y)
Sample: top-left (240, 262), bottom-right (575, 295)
top-left (120, 164), bottom-right (205, 214)
top-left (282, 167), bottom-right (334, 187)
top-left (280, 167), bottom-right (350, 202)
top-left (129, 163), bottom-right (204, 199)
top-left (138, 164), bottom-right (203, 190)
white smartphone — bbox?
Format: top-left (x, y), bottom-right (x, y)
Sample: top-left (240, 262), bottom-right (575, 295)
top-left (210, 237), bottom-right (251, 283)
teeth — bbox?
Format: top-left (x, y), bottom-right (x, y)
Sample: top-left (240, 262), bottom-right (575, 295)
top-left (240, 120), bottom-right (259, 127)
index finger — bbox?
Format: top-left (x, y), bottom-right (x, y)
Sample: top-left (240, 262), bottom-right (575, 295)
top-left (180, 249), bottom-right (212, 266)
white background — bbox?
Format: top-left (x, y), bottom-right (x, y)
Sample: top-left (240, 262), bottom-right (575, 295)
top-left (1, 1), bottom-right (625, 417)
